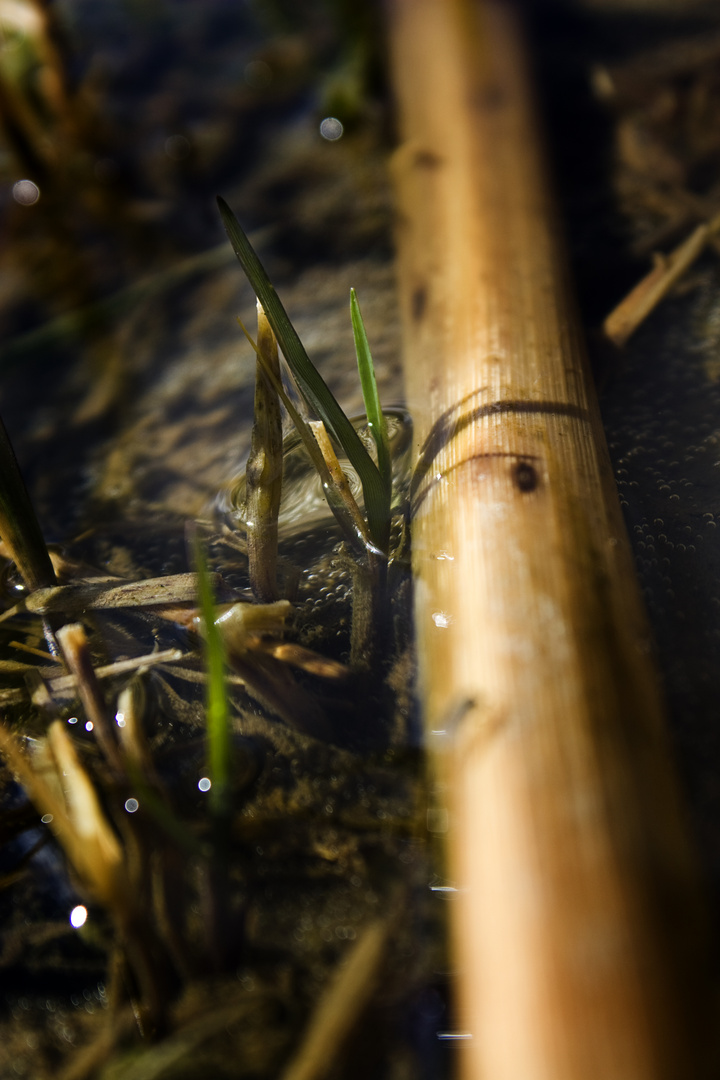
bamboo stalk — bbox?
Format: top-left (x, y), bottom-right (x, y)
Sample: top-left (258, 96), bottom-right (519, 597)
top-left (388, 2), bottom-right (714, 1078)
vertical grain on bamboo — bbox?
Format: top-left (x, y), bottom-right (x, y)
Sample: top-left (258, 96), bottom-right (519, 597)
top-left (388, 2), bottom-right (713, 1078)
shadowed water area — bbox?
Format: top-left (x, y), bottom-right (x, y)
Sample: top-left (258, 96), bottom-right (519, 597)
top-left (0, 0), bottom-right (719, 1076)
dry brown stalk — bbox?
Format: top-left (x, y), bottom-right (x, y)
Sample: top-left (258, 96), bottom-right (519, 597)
top-left (0, 571), bottom-right (221, 622)
top-left (603, 212), bottom-right (720, 347)
top-left (308, 420), bottom-right (373, 549)
top-left (56, 622), bottom-right (123, 775)
top-left (246, 301), bottom-right (284, 602)
top-left (389, 1), bottom-right (713, 1077)
top-left (280, 917), bottom-right (391, 1080)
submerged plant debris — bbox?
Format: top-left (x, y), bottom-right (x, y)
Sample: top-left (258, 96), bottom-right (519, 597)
top-left (2, 1), bottom-right (720, 1077)
top-left (0, 3), bottom-right (454, 1075)
top-left (0, 187), bottom-right (448, 1077)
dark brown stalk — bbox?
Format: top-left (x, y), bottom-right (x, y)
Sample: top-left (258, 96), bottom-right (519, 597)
top-left (56, 623), bottom-right (123, 775)
top-left (246, 302), bottom-right (283, 602)
top-left (0, 415), bottom-right (55, 592)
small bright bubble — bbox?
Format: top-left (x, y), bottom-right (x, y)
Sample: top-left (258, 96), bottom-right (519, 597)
top-left (198, 777), bottom-right (212, 792)
top-left (85, 721), bottom-right (94, 732)
top-left (41, 813), bottom-right (53, 824)
top-left (319, 117), bottom-right (343, 141)
top-left (432, 611), bottom-right (452, 628)
top-left (70, 905), bottom-right (87, 929)
top-left (13, 179), bottom-right (40, 205)
top-left (67, 716), bottom-right (78, 725)
top-left (115, 711), bottom-right (126, 728)
top-left (124, 798), bottom-right (139, 814)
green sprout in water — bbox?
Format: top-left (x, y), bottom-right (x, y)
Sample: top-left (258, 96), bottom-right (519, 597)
top-left (193, 531), bottom-right (232, 826)
top-left (350, 286), bottom-right (391, 525)
top-left (217, 196), bottom-right (391, 555)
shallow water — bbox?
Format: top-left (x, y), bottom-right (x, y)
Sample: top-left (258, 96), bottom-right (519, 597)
top-left (1, 1), bottom-right (720, 1076)
top-left (0, 5), bottom-right (446, 1078)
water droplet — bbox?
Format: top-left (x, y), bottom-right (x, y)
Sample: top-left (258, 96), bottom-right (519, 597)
top-left (13, 179), bottom-right (40, 205)
top-left (70, 906), bottom-right (87, 929)
top-left (319, 116), bottom-right (343, 141)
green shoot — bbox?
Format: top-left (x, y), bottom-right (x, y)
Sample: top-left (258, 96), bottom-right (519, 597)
top-left (193, 533), bottom-right (232, 824)
top-left (217, 196), bottom-right (390, 554)
top-left (350, 288), bottom-right (391, 501)
top-left (237, 316), bottom-right (373, 557)
top-left (0, 414), bottom-right (56, 591)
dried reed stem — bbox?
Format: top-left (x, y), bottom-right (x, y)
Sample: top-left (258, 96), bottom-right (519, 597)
top-left (389, 1), bottom-right (713, 1077)
top-left (247, 302), bottom-right (283, 601)
top-left (604, 211), bottom-right (720, 347)
top-left (56, 622), bottom-right (123, 775)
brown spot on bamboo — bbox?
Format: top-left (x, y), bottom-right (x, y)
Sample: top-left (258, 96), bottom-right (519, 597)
top-left (413, 149), bottom-right (443, 169)
top-left (512, 460), bottom-right (539, 493)
top-left (411, 285), bottom-right (427, 323)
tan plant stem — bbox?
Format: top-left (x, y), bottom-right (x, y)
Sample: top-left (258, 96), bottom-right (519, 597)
top-left (56, 622), bottom-right (123, 775)
top-left (389, 1), bottom-right (713, 1078)
top-left (307, 420), bottom-right (386, 665)
top-left (309, 420), bottom-right (373, 549)
top-left (280, 916), bottom-right (391, 1080)
top-left (246, 301), bottom-right (283, 601)
top-left (603, 211), bottom-right (720, 347)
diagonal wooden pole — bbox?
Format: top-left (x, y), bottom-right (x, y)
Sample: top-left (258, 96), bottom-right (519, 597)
top-left (388, 1), bottom-right (715, 1077)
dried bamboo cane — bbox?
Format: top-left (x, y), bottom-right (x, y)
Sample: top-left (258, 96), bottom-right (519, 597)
top-left (388, 2), bottom-right (714, 1078)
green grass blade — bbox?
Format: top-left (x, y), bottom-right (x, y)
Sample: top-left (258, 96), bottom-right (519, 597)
top-left (193, 533), bottom-right (232, 822)
top-left (217, 196), bottom-right (389, 553)
top-left (350, 289), bottom-right (391, 497)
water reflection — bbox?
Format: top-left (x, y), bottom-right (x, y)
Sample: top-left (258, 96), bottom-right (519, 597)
top-left (69, 905), bottom-right (87, 929)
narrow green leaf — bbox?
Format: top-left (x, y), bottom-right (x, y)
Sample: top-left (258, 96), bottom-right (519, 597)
top-left (350, 289), bottom-right (391, 499)
top-left (193, 533), bottom-right (232, 821)
top-left (217, 196), bottom-right (389, 553)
